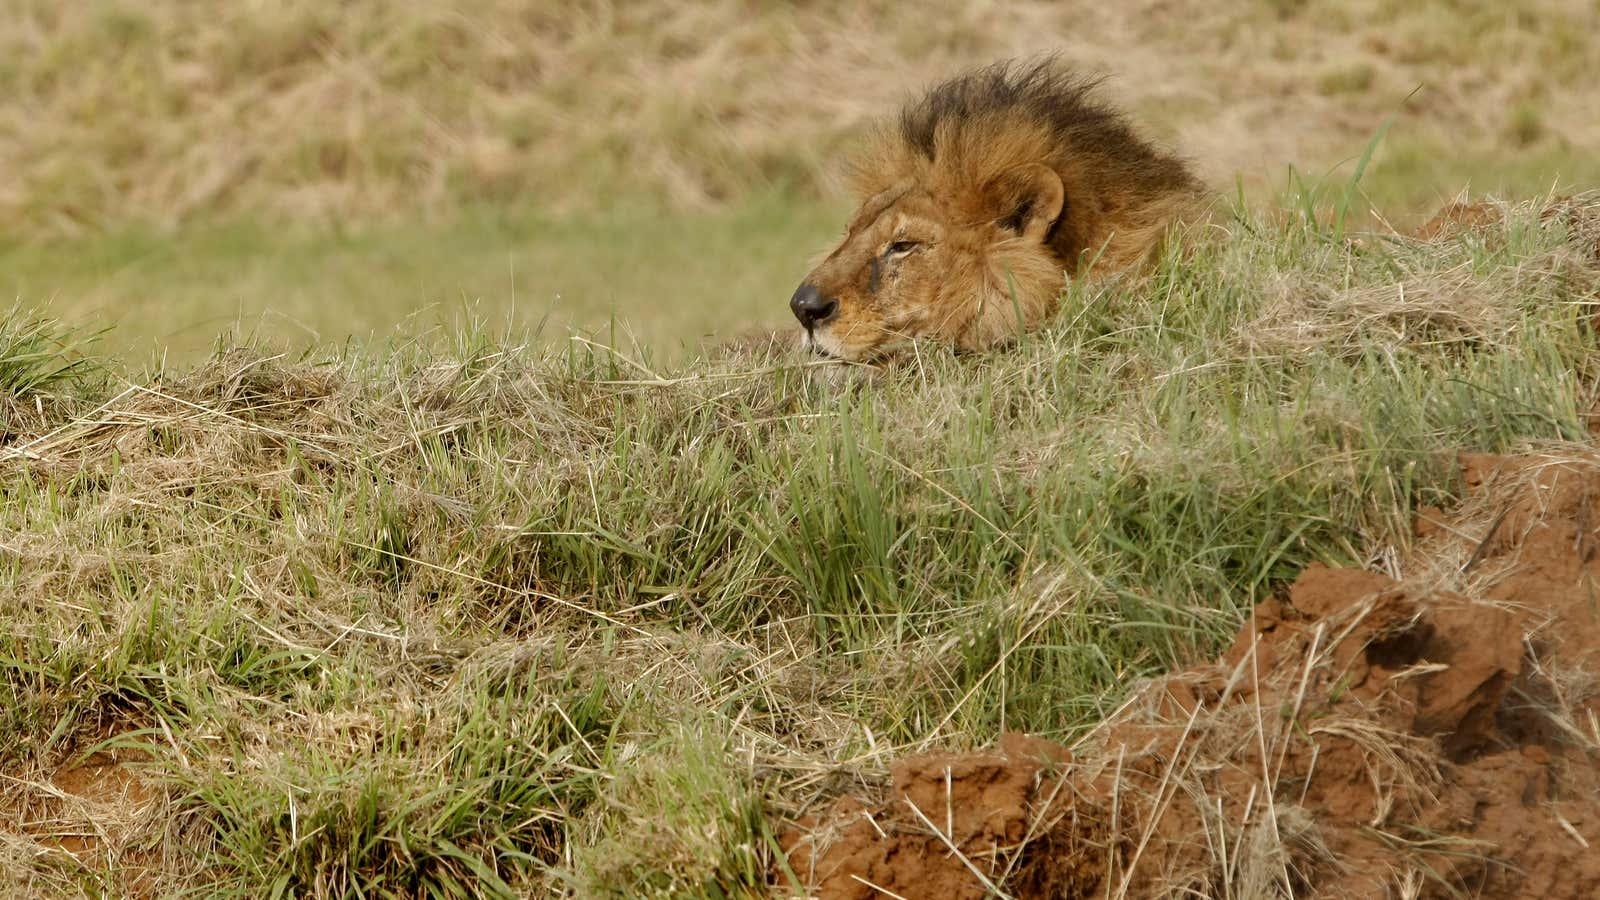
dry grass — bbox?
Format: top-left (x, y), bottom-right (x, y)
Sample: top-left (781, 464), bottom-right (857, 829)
top-left (7, 1), bottom-right (1600, 369)
top-left (4, 0), bottom-right (1600, 235)
top-left (1244, 194), bottom-right (1600, 358)
top-left (1, 197), bottom-right (1597, 895)
top-left (0, 4), bottom-right (1594, 895)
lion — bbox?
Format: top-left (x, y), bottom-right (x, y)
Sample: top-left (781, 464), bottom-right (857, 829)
top-left (790, 59), bottom-right (1209, 361)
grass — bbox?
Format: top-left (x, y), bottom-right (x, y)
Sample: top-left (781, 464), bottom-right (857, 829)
top-left (0, 193), bottom-right (843, 366)
top-left (2, 194), bottom-right (1596, 896)
top-left (4, 0), bottom-right (1598, 236)
top-left (0, 307), bottom-right (101, 399)
top-left (9, 142), bottom-right (1600, 370)
top-left (5, 2), bottom-right (1600, 894)
top-left (8, 0), bottom-right (1600, 371)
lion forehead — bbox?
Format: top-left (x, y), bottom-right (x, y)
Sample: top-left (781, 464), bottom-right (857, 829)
top-left (848, 192), bottom-right (946, 243)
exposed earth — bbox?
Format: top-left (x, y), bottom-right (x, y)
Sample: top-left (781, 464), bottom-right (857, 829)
top-left (781, 450), bottom-right (1600, 898)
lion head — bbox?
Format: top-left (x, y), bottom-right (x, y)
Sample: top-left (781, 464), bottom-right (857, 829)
top-left (790, 59), bottom-right (1206, 361)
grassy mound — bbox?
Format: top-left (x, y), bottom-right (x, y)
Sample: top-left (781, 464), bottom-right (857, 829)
top-left (2, 197), bottom-right (1597, 896)
top-left (786, 448), bottom-right (1600, 898)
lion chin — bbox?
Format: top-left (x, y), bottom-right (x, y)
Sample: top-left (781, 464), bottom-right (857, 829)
top-left (788, 57), bottom-right (1210, 361)
top-left (801, 324), bottom-right (897, 363)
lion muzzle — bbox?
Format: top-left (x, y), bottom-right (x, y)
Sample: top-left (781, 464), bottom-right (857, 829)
top-left (789, 283), bottom-right (839, 331)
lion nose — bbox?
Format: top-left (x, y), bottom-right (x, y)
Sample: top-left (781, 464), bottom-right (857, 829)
top-left (790, 283), bottom-right (838, 329)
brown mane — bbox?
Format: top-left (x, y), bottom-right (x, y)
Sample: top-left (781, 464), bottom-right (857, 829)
top-left (790, 58), bottom-right (1209, 360)
top-left (850, 59), bottom-right (1207, 272)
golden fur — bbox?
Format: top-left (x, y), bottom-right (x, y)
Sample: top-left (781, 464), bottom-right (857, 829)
top-left (793, 59), bottom-right (1209, 361)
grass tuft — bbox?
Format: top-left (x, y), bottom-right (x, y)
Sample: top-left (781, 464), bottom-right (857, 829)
top-left (0, 307), bottom-right (100, 399)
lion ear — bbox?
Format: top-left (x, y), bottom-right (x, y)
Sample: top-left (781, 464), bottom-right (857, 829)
top-left (984, 164), bottom-right (1065, 242)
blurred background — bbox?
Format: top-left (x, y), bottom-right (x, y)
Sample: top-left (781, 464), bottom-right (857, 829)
top-left (2, 0), bottom-right (1596, 365)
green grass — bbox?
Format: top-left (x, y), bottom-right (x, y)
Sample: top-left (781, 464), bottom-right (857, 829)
top-left (6, 4), bottom-right (1600, 894)
top-left (9, 136), bottom-right (1600, 374)
top-left (1359, 136), bottom-right (1600, 214)
top-left (0, 193), bottom-right (843, 366)
top-left (0, 307), bottom-right (101, 399)
top-left (3, 194), bottom-right (1596, 896)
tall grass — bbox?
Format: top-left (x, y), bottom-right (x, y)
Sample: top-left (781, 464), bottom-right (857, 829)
top-left (0, 307), bottom-right (99, 398)
top-left (2, 196), bottom-right (1595, 895)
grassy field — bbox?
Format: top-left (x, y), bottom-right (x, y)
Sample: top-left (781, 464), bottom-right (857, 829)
top-left (1, 194), bottom-right (841, 365)
top-left (4, 195), bottom-right (1597, 895)
top-left (4, 1), bottom-right (1600, 896)
top-left (5, 0), bottom-right (1600, 363)
top-left (8, 137), bottom-right (1600, 367)
top-left (6, 0), bottom-right (1598, 230)
top-left (8, 142), bottom-right (1600, 366)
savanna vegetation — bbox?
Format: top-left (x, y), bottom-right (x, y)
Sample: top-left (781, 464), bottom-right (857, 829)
top-left (3, 1), bottom-right (1599, 897)
top-left (3, 0), bottom-right (1598, 359)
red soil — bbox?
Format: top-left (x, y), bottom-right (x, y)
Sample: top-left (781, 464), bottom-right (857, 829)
top-left (1, 741), bottom-right (162, 896)
top-left (781, 451), bottom-right (1600, 898)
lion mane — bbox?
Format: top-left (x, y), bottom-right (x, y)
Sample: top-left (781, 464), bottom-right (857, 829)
top-left (791, 58), bottom-right (1208, 360)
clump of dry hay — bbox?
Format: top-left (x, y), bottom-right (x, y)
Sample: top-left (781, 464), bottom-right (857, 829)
top-left (1239, 194), bottom-right (1600, 359)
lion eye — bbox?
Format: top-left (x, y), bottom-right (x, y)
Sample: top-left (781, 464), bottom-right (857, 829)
top-left (886, 240), bottom-right (920, 256)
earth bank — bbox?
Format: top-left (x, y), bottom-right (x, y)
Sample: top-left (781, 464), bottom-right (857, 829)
top-left (782, 450), bottom-right (1600, 899)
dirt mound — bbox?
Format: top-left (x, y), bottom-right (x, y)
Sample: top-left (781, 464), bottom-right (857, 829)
top-left (781, 451), bottom-right (1600, 898)
top-left (1, 745), bottom-right (164, 897)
